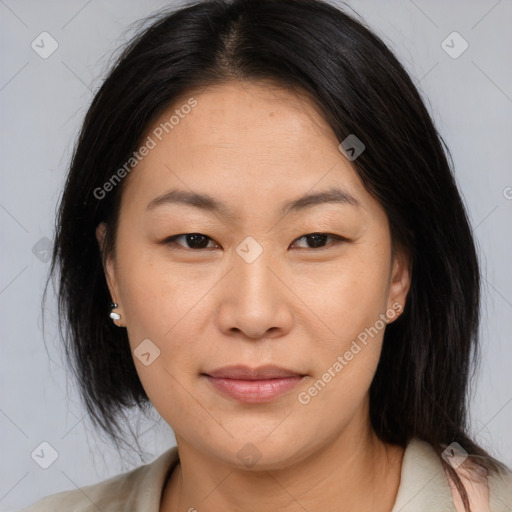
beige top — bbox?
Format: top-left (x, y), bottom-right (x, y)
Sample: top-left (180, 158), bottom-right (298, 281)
top-left (22, 438), bottom-right (512, 511)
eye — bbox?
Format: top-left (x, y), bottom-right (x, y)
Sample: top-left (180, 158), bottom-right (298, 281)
top-left (291, 232), bottom-right (345, 249)
top-left (164, 233), bottom-right (219, 250)
top-left (163, 232), bottom-right (345, 251)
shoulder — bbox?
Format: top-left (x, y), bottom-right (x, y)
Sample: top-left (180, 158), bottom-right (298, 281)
top-left (391, 438), bottom-right (512, 511)
top-left (485, 465), bottom-right (512, 511)
top-left (20, 447), bottom-right (179, 512)
top-left (444, 450), bottom-right (512, 512)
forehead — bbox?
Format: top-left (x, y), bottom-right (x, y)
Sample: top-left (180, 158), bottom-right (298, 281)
top-left (120, 81), bottom-right (375, 218)
top-left (151, 80), bottom-right (338, 156)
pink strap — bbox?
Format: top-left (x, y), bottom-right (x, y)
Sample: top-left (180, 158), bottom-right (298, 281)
top-left (445, 462), bottom-right (491, 511)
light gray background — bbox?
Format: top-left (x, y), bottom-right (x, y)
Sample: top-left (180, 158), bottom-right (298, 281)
top-left (1, 0), bottom-right (511, 510)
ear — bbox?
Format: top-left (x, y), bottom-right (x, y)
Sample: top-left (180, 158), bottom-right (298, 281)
top-left (96, 222), bottom-right (123, 320)
top-left (386, 247), bottom-right (411, 323)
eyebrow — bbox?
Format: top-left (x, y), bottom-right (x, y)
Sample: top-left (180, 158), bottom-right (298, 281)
top-left (146, 187), bottom-right (360, 217)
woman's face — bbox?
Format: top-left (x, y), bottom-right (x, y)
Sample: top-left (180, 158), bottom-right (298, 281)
top-left (98, 81), bottom-right (410, 469)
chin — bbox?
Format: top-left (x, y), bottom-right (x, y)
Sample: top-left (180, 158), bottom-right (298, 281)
top-left (199, 429), bottom-right (316, 471)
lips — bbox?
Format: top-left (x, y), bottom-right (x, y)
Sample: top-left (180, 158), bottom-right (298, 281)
top-left (202, 365), bottom-right (305, 403)
top-left (205, 364), bottom-right (303, 380)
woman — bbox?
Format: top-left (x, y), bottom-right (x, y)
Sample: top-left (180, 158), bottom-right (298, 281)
top-left (24, 0), bottom-right (512, 510)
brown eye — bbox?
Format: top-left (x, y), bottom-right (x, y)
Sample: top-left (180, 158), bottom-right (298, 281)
top-left (292, 233), bottom-right (344, 249)
top-left (165, 233), bottom-right (218, 250)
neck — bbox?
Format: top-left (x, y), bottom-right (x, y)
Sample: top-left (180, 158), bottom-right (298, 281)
top-left (161, 413), bottom-right (404, 512)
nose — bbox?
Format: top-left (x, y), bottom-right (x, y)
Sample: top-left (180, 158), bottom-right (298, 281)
top-left (216, 248), bottom-right (294, 340)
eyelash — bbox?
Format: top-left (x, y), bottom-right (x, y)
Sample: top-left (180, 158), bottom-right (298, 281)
top-left (162, 232), bottom-right (347, 251)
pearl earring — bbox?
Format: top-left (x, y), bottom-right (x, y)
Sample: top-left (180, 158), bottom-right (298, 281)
top-left (109, 302), bottom-right (121, 322)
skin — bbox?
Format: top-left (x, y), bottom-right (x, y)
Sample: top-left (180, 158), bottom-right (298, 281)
top-left (97, 80), bottom-right (411, 512)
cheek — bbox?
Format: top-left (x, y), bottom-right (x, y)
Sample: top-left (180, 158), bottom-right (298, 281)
top-left (306, 248), bottom-right (391, 341)
top-left (115, 246), bottom-right (218, 387)
top-left (299, 241), bottom-right (392, 398)
top-left (298, 282), bottom-right (389, 420)
top-left (116, 244), bottom-right (199, 339)
top-left (116, 257), bottom-right (206, 426)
